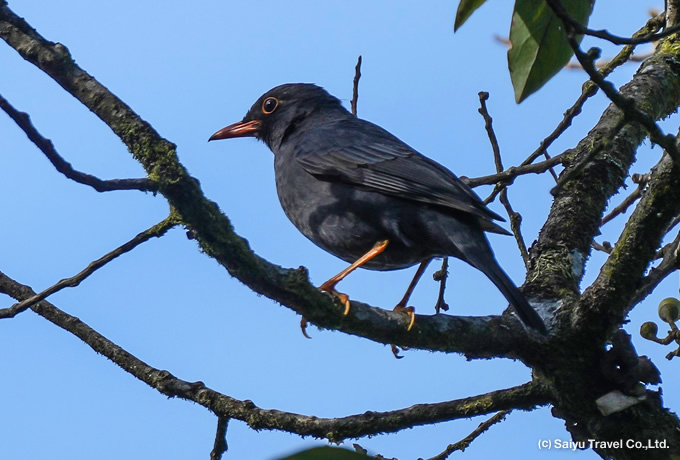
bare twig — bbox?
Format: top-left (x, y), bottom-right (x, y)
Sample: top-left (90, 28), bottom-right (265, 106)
top-left (0, 214), bottom-right (178, 318)
top-left (465, 154), bottom-right (564, 188)
top-left (551, 141), bottom-right (607, 196)
top-left (499, 192), bottom-right (530, 268)
top-left (477, 92), bottom-right (529, 265)
top-left (521, 13), bottom-right (666, 176)
top-left (210, 417), bottom-right (229, 460)
top-left (561, 16), bottom-right (678, 46)
top-left (546, 0), bottom-right (680, 165)
top-left (0, 93), bottom-right (157, 193)
top-left (423, 411), bottom-right (510, 460)
top-left (565, 49), bottom-right (656, 70)
top-left (496, 12), bottom-right (669, 48)
top-left (601, 186), bottom-right (644, 226)
top-left (592, 241), bottom-right (613, 254)
top-left (656, 237), bottom-right (677, 260)
top-left (351, 55), bottom-right (362, 117)
top-left (433, 257), bottom-right (449, 314)
top-left (632, 231), bottom-right (680, 305)
top-left (601, 171), bottom-right (654, 228)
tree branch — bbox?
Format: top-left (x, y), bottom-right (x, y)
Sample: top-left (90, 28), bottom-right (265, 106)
top-left (546, 0), bottom-right (680, 165)
top-left (632, 229), bottom-right (680, 307)
top-left (351, 55), bottom-right (362, 117)
top-left (524, 32), bottom-right (680, 301)
top-left (423, 411), bottom-right (509, 460)
top-left (520, 12), bottom-right (665, 170)
top-left (600, 184), bottom-right (643, 226)
top-left (464, 154), bottom-right (564, 188)
top-left (0, 214), bottom-right (178, 319)
top-left (580, 151), bottom-right (680, 329)
top-left (477, 92), bottom-right (529, 266)
top-left (0, 270), bottom-right (553, 443)
top-left (0, 92), bottom-right (157, 193)
top-left (0, 3), bottom-right (545, 361)
top-left (210, 417), bottom-right (229, 460)
top-left (554, 10), bottom-right (677, 46)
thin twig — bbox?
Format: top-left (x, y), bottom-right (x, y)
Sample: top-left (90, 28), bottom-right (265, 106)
top-left (466, 154), bottom-right (564, 188)
top-left (520, 13), bottom-right (666, 175)
top-left (351, 56), bottom-right (362, 117)
top-left (601, 186), bottom-right (644, 226)
top-left (477, 92), bottom-right (529, 265)
top-left (499, 191), bottom-right (530, 268)
top-left (0, 214), bottom-right (178, 318)
top-left (423, 411), bottom-right (510, 460)
top-left (210, 417), bottom-right (229, 460)
top-left (592, 241), bottom-right (613, 254)
top-left (565, 49), bottom-right (655, 70)
top-left (546, 0), bottom-right (680, 165)
top-left (0, 92), bottom-right (157, 193)
top-left (550, 140), bottom-right (607, 196)
top-left (656, 231), bottom-right (680, 259)
top-left (600, 169), bottom-right (653, 228)
top-left (433, 258), bottom-right (449, 314)
top-left (551, 5), bottom-right (677, 45)
top-left (632, 231), bottom-right (680, 305)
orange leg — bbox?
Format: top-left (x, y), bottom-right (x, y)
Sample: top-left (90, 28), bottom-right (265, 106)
top-left (319, 240), bottom-right (390, 315)
top-left (301, 240), bottom-right (390, 339)
top-left (389, 259), bottom-right (431, 358)
top-left (393, 258), bottom-right (431, 332)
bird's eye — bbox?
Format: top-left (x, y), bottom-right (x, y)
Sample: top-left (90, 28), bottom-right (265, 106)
top-left (262, 97), bottom-right (279, 114)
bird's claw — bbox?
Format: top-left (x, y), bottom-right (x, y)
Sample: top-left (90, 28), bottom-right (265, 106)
top-left (302, 287), bottom-right (351, 340)
top-left (391, 344), bottom-right (404, 359)
top-left (393, 304), bottom-right (416, 331)
top-left (319, 286), bottom-right (352, 316)
top-left (300, 317), bottom-right (312, 339)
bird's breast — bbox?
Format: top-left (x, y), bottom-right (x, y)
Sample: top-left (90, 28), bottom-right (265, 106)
top-left (273, 155), bottom-right (439, 270)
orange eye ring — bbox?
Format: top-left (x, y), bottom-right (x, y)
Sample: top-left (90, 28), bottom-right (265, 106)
top-left (262, 97), bottom-right (279, 114)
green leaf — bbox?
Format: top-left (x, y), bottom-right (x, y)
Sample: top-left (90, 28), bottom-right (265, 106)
top-left (454, 0), bottom-right (489, 31)
top-left (508, 0), bottom-right (593, 103)
top-left (277, 446), bottom-right (373, 460)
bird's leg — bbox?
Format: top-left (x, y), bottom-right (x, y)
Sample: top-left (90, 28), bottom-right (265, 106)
top-left (393, 258), bottom-right (432, 331)
top-left (302, 240), bottom-right (390, 338)
top-left (389, 259), bottom-right (433, 359)
top-left (318, 239), bottom-right (390, 314)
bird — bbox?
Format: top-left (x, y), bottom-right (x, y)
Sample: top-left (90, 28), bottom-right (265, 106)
top-left (209, 83), bottom-right (547, 336)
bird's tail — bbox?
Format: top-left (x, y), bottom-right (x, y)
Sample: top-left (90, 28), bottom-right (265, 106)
top-left (481, 260), bottom-right (547, 334)
top-left (461, 243), bottom-right (547, 334)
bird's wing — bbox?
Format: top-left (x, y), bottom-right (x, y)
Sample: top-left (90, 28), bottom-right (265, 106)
top-left (295, 118), bottom-right (509, 233)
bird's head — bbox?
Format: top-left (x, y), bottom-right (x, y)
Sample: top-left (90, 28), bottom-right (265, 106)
top-left (209, 83), bottom-right (347, 151)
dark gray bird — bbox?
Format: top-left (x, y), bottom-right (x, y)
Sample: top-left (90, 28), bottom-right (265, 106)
top-left (209, 83), bottom-right (546, 335)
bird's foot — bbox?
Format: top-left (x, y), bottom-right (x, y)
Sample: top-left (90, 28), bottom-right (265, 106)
top-left (388, 304), bottom-right (415, 358)
top-left (391, 344), bottom-right (404, 359)
top-left (393, 304), bottom-right (415, 331)
top-left (318, 283), bottom-right (352, 316)
top-left (300, 285), bottom-right (351, 340)
top-left (300, 317), bottom-right (312, 339)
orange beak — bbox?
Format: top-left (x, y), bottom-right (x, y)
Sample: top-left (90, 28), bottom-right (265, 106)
top-left (208, 119), bottom-right (261, 141)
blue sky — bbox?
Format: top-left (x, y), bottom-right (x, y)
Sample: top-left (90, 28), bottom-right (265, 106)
top-left (1, 1), bottom-right (676, 459)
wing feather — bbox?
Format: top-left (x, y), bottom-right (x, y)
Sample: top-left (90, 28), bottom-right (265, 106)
top-left (294, 118), bottom-right (509, 234)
